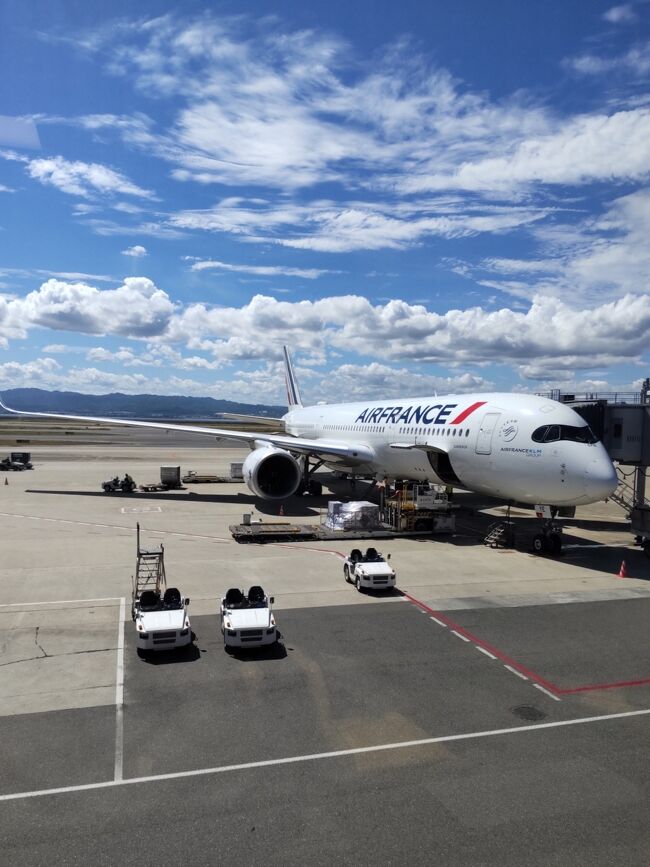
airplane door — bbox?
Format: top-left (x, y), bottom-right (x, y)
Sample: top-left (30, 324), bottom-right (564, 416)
top-left (475, 412), bottom-right (500, 455)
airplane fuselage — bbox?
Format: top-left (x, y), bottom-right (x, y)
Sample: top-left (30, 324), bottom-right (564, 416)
top-left (284, 392), bottom-right (617, 506)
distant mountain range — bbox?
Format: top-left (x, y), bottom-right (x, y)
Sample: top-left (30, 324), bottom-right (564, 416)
top-left (0, 388), bottom-right (287, 419)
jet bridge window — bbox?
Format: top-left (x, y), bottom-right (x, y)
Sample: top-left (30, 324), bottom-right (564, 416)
top-left (532, 424), bottom-right (598, 444)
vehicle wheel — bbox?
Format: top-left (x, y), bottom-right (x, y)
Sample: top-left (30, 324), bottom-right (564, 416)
top-left (355, 575), bottom-right (363, 592)
top-left (344, 565), bottom-right (350, 583)
top-left (532, 534), bottom-right (547, 554)
top-left (548, 532), bottom-right (562, 556)
top-left (643, 542), bottom-right (650, 559)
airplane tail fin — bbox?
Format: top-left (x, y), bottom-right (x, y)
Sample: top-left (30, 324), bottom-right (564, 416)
top-left (283, 346), bottom-right (303, 410)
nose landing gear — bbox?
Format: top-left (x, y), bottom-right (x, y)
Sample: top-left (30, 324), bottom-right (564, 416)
top-left (532, 506), bottom-right (563, 556)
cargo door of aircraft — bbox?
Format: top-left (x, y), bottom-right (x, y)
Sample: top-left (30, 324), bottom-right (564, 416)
top-left (475, 412), bottom-right (500, 455)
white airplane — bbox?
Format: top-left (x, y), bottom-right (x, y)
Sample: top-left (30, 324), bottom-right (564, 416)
top-left (0, 346), bottom-right (616, 529)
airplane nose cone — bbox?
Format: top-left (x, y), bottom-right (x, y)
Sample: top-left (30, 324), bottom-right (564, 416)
top-left (584, 456), bottom-right (618, 503)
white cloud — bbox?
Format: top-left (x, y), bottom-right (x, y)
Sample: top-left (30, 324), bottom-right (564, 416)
top-left (468, 186), bottom-right (650, 304)
top-left (171, 198), bottom-right (549, 252)
top-left (189, 259), bottom-right (334, 279)
top-left (603, 4), bottom-right (637, 23)
top-left (0, 267), bottom-right (114, 284)
top-left (3, 281), bottom-right (649, 393)
top-left (42, 343), bottom-right (82, 353)
top-left (0, 184), bottom-right (15, 193)
top-left (14, 154), bottom-right (155, 199)
top-left (316, 362), bottom-right (492, 401)
top-left (565, 41), bottom-right (650, 77)
top-left (0, 357), bottom-right (62, 386)
top-left (163, 291), bottom-right (650, 375)
top-left (85, 218), bottom-right (186, 239)
top-left (39, 270), bottom-right (114, 282)
top-left (122, 245), bottom-right (148, 257)
top-left (16, 277), bottom-right (175, 338)
top-left (401, 109), bottom-right (650, 194)
top-left (57, 16), bottom-right (553, 194)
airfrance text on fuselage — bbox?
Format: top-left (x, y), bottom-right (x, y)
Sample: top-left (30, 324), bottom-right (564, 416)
top-left (355, 404), bottom-right (457, 425)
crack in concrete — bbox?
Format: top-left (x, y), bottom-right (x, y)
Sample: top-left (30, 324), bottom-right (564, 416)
top-left (0, 647), bottom-right (115, 668)
top-left (33, 626), bottom-right (48, 659)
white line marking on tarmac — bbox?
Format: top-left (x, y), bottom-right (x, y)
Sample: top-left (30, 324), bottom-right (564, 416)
top-left (534, 683), bottom-right (562, 702)
top-left (0, 597), bottom-right (121, 608)
top-left (2, 707), bottom-right (650, 802)
top-left (450, 629), bottom-right (470, 642)
top-left (114, 597), bottom-right (125, 782)
top-left (0, 511), bottom-right (232, 544)
top-left (476, 645), bottom-right (497, 660)
top-left (504, 664), bottom-right (528, 681)
top-left (430, 616), bottom-right (447, 627)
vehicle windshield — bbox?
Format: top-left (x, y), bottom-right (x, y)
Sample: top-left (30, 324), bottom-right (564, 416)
top-left (531, 424), bottom-right (598, 444)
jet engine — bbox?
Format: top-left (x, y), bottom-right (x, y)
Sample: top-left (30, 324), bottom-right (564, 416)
top-left (243, 447), bottom-right (302, 500)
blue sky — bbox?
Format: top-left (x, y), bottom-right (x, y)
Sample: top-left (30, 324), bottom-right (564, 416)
top-left (0, 0), bottom-right (649, 404)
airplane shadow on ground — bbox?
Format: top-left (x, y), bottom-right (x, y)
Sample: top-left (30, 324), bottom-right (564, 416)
top-left (25, 488), bottom-right (324, 517)
top-left (25, 487), bottom-right (648, 579)
top-left (412, 518), bottom-right (650, 580)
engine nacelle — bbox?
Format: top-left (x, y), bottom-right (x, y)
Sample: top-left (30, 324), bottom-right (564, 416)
top-left (243, 447), bottom-right (302, 500)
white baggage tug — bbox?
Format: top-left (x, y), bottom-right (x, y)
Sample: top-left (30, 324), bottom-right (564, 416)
top-left (343, 547), bottom-right (396, 591)
top-left (220, 586), bottom-right (278, 649)
top-left (131, 524), bottom-right (192, 652)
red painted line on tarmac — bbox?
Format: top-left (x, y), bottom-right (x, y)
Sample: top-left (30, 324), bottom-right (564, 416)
top-left (400, 591), bottom-right (560, 693)
top-left (253, 548), bottom-right (650, 696)
top-left (557, 676), bottom-right (650, 695)
top-left (274, 544), bottom-right (346, 558)
top-left (402, 591), bottom-right (650, 697)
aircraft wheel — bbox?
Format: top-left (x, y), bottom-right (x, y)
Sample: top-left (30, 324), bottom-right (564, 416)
top-left (532, 534), bottom-right (547, 554)
top-left (307, 479), bottom-right (323, 496)
top-left (548, 532), bottom-right (562, 556)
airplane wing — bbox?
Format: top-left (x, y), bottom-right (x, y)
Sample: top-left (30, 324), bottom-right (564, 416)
top-left (217, 412), bottom-right (284, 426)
top-left (0, 396), bottom-right (374, 464)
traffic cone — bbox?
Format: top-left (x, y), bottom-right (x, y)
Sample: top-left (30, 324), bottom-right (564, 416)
top-left (4, 476), bottom-right (7, 485)
top-left (617, 560), bottom-right (628, 578)
top-left (279, 504), bottom-right (285, 516)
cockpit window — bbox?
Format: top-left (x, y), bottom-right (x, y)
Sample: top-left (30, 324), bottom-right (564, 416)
top-left (532, 424), bottom-right (598, 444)
top-left (544, 425), bottom-right (560, 442)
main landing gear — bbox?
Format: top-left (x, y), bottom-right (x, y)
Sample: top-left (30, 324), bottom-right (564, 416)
top-left (299, 456), bottom-right (324, 497)
top-left (532, 507), bottom-right (563, 556)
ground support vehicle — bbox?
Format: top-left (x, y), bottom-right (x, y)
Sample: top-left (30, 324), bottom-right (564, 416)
top-left (220, 586), bottom-right (277, 649)
top-left (1, 458), bottom-right (26, 471)
top-left (102, 474), bottom-right (136, 493)
top-left (343, 547), bottom-right (396, 591)
top-left (132, 523), bottom-right (192, 651)
top-left (381, 483), bottom-right (455, 533)
top-left (139, 466), bottom-right (187, 492)
top-left (1, 452), bottom-right (33, 470)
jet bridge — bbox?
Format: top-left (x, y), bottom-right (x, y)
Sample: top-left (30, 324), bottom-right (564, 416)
top-left (542, 379), bottom-right (650, 555)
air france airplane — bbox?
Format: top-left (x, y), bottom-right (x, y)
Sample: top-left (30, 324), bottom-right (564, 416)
top-left (0, 346), bottom-right (617, 517)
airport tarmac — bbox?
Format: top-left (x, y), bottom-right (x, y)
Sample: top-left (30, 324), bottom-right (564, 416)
top-left (1, 432), bottom-right (650, 865)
